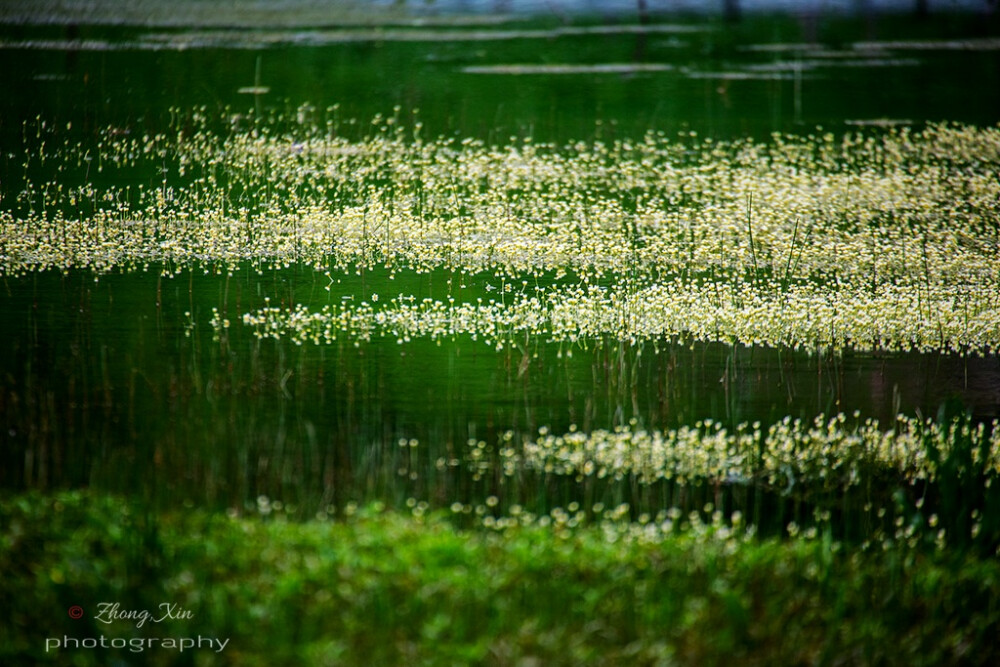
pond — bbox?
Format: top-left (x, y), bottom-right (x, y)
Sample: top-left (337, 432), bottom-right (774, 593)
top-left (1, 3), bottom-right (999, 532)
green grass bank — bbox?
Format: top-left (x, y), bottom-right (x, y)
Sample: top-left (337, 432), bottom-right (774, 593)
top-left (4, 491), bottom-right (1000, 666)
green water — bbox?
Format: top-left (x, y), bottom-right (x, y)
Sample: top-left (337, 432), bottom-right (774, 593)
top-left (3, 263), bottom-right (997, 515)
top-left (1, 8), bottom-right (999, 518)
top-left (2, 12), bottom-right (998, 146)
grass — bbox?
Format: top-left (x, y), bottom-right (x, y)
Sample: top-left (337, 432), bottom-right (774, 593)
top-left (4, 490), bottom-right (1000, 666)
top-left (3, 404), bottom-right (999, 663)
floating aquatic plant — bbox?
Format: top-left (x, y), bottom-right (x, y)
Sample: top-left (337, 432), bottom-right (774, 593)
top-left (502, 413), bottom-right (1000, 489)
top-left (3, 110), bottom-right (999, 356)
top-left (228, 278), bottom-right (1000, 354)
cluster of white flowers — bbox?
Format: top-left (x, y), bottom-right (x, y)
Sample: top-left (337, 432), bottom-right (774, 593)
top-left (503, 413), bottom-right (1000, 488)
top-left (230, 277), bottom-right (998, 354)
top-left (4, 110), bottom-right (999, 355)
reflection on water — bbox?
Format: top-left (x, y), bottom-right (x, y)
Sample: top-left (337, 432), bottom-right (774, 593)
top-left (463, 63), bottom-right (675, 73)
top-left (2, 268), bottom-right (997, 514)
top-left (2, 8), bottom-right (998, 147)
top-left (0, 0), bottom-right (991, 28)
top-left (0, 24), bottom-right (705, 52)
